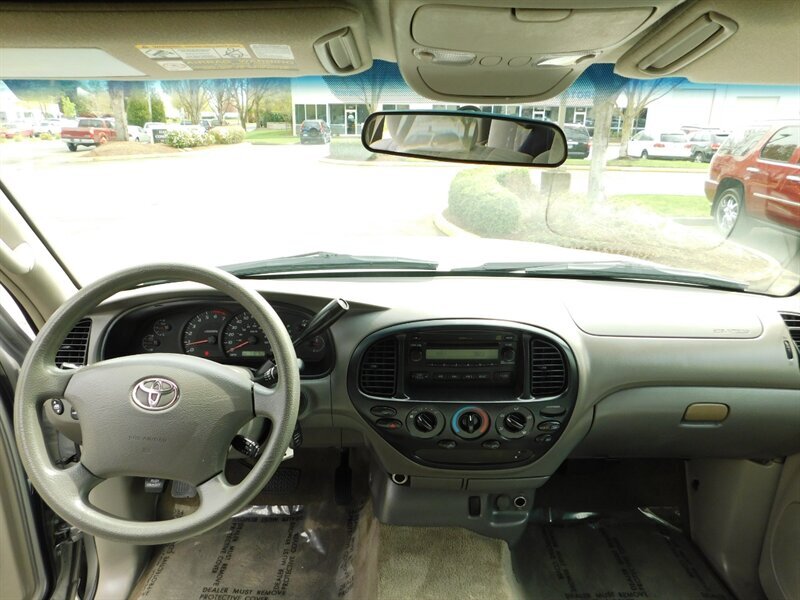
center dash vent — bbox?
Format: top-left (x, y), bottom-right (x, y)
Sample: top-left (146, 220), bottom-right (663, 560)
top-left (55, 318), bottom-right (91, 368)
top-left (359, 338), bottom-right (398, 397)
top-left (530, 338), bottom-right (567, 398)
top-left (780, 312), bottom-right (800, 347)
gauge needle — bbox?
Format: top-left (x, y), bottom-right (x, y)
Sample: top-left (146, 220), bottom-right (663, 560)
top-left (228, 340), bottom-right (250, 352)
top-left (185, 339), bottom-right (210, 346)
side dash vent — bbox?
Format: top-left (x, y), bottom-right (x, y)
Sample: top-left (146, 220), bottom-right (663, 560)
top-left (780, 312), bottom-right (800, 347)
top-left (531, 338), bottom-right (567, 398)
top-left (359, 338), bottom-right (398, 397)
top-left (55, 318), bottom-right (91, 368)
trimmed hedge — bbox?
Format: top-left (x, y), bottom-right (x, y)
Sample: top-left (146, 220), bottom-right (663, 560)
top-left (447, 168), bottom-right (525, 237)
top-left (209, 125), bottom-right (246, 145)
top-left (164, 130), bottom-right (213, 149)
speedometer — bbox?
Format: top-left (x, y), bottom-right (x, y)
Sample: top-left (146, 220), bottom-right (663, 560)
top-left (182, 309), bottom-right (229, 358)
top-left (223, 312), bottom-right (269, 359)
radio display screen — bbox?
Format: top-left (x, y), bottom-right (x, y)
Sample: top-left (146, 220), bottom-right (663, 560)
top-left (425, 348), bottom-right (498, 360)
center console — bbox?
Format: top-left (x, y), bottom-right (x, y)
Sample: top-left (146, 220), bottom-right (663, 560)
top-left (348, 320), bottom-right (578, 469)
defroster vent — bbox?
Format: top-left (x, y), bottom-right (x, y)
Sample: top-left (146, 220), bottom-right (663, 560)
top-left (780, 313), bottom-right (800, 347)
top-left (359, 338), bottom-right (398, 397)
top-left (530, 338), bottom-right (567, 398)
top-left (55, 318), bottom-right (91, 368)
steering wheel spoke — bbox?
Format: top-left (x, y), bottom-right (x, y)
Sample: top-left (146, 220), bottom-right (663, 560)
top-left (252, 382), bottom-right (290, 425)
top-left (51, 462), bottom-right (104, 501)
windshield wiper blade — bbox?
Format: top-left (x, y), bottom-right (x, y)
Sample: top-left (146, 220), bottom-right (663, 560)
top-left (222, 252), bottom-right (439, 277)
top-left (452, 260), bottom-right (748, 291)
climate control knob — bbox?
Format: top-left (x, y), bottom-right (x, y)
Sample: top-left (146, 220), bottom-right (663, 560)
top-left (503, 412), bottom-right (527, 433)
top-left (406, 407), bottom-right (445, 439)
top-left (451, 406), bottom-right (490, 440)
top-left (496, 407), bottom-right (534, 440)
top-left (414, 411), bottom-right (438, 433)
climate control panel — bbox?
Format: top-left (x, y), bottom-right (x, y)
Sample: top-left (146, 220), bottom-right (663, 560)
top-left (348, 320), bottom-right (578, 469)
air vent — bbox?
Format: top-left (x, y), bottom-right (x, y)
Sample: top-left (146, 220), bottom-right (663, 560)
top-left (55, 318), bottom-right (91, 368)
top-left (530, 339), bottom-right (567, 398)
top-left (359, 338), bottom-right (398, 397)
top-left (780, 313), bottom-right (800, 347)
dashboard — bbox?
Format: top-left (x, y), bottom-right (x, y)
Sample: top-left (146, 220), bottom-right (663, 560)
top-left (70, 276), bottom-right (800, 492)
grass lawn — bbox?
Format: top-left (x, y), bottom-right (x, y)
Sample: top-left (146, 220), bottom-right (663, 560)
top-left (245, 128), bottom-right (299, 145)
top-left (606, 157), bottom-right (709, 169)
top-left (609, 194), bottom-right (710, 217)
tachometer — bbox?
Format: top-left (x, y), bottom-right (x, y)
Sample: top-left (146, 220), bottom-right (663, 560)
top-left (182, 309), bottom-right (229, 358)
top-left (223, 311), bottom-right (269, 359)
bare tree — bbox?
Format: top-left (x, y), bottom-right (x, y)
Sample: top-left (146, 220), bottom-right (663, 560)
top-left (107, 81), bottom-right (128, 141)
top-left (161, 80), bottom-right (209, 124)
top-left (205, 79), bottom-right (233, 125)
top-left (577, 66), bottom-right (627, 201)
top-left (617, 78), bottom-right (683, 157)
top-left (228, 79), bottom-right (289, 128)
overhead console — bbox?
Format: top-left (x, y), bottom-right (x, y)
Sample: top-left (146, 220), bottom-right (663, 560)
top-left (348, 320), bottom-right (578, 469)
top-left (390, 0), bottom-right (682, 102)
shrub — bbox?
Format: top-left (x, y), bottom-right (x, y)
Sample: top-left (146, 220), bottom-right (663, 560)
top-left (447, 168), bottom-right (522, 238)
top-left (13, 135), bottom-right (23, 142)
top-left (39, 132), bottom-right (54, 141)
top-left (209, 125), bottom-right (246, 145)
top-left (164, 129), bottom-right (213, 149)
top-left (495, 168), bottom-right (535, 200)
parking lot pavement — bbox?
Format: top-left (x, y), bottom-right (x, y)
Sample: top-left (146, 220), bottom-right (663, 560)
top-left (2, 140), bottom-right (793, 285)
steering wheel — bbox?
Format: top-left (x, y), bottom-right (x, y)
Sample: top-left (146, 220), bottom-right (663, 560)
top-left (14, 264), bottom-right (300, 545)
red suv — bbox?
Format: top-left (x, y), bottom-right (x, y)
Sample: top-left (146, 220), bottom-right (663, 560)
top-left (705, 122), bottom-right (800, 235)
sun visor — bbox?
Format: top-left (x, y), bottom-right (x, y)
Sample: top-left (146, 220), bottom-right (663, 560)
top-left (0, 3), bottom-right (372, 80)
top-left (392, 0), bottom-right (681, 103)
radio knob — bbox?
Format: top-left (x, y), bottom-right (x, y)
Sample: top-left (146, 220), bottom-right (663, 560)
top-left (504, 412), bottom-right (527, 433)
top-left (410, 349), bottom-right (423, 362)
top-left (500, 347), bottom-right (516, 362)
top-left (414, 411), bottom-right (438, 433)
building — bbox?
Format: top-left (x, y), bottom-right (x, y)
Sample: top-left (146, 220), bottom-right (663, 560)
top-left (0, 81), bottom-right (59, 124)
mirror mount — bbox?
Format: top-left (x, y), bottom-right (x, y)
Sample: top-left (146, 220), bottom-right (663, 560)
top-left (361, 110), bottom-right (568, 168)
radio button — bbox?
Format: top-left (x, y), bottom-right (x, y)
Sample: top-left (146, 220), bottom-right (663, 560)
top-left (476, 374), bottom-right (489, 381)
top-left (410, 372), bottom-right (429, 381)
top-left (410, 349), bottom-right (423, 362)
top-left (493, 372), bottom-right (513, 383)
top-left (500, 347), bottom-right (516, 362)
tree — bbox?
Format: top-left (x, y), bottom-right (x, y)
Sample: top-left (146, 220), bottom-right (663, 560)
top-left (150, 93), bottom-right (166, 122)
top-left (322, 60), bottom-right (403, 112)
top-left (571, 65), bottom-right (627, 201)
top-left (107, 81), bottom-right (128, 141)
top-left (126, 92), bottom-right (150, 126)
top-left (162, 80), bottom-right (208, 124)
top-left (206, 79), bottom-right (233, 125)
top-left (3, 80), bottom-right (73, 117)
top-left (61, 95), bottom-right (76, 119)
top-left (617, 78), bottom-right (684, 157)
top-left (228, 78), bottom-right (289, 128)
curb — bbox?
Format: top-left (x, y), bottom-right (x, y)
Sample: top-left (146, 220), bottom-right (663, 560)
top-left (319, 157), bottom-right (458, 168)
top-left (433, 212), bottom-right (477, 238)
top-left (673, 217), bottom-right (713, 226)
top-left (564, 165), bottom-right (706, 174)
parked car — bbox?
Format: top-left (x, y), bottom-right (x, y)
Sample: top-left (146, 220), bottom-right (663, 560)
top-left (686, 129), bottom-right (730, 163)
top-left (2, 121), bottom-right (34, 138)
top-left (143, 122), bottom-right (168, 133)
top-left (126, 125), bottom-right (150, 142)
top-left (563, 124), bottom-right (591, 158)
top-left (33, 119), bottom-right (62, 137)
top-left (627, 130), bottom-right (691, 159)
top-left (705, 122), bottom-right (800, 234)
top-left (60, 118), bottom-right (116, 151)
top-left (300, 119), bottom-right (331, 144)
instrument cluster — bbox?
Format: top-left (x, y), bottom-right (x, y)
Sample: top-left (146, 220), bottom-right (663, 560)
top-left (103, 300), bottom-right (333, 377)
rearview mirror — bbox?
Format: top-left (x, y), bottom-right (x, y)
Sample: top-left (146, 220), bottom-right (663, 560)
top-left (361, 110), bottom-right (567, 167)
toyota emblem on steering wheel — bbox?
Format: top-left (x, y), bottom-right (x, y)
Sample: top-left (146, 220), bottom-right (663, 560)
top-left (131, 378), bottom-right (180, 411)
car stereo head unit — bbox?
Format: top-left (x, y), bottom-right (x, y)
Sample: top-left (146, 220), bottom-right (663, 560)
top-left (406, 329), bottom-right (519, 387)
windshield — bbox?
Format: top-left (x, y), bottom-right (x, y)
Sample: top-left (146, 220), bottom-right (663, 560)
top-left (1, 63), bottom-right (798, 294)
